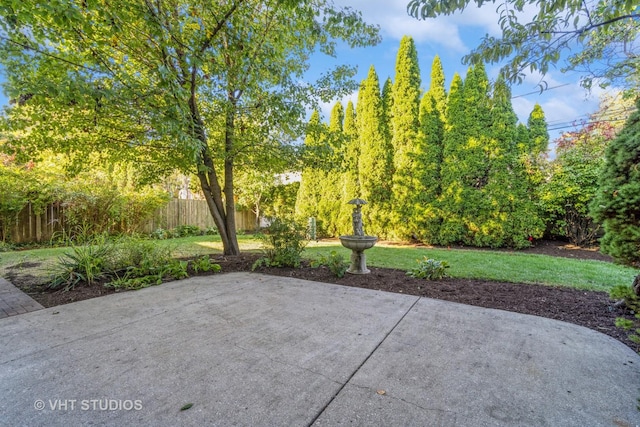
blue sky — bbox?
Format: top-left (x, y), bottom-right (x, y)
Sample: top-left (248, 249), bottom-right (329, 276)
top-left (307, 0), bottom-right (613, 150)
top-left (0, 1), bottom-right (612, 151)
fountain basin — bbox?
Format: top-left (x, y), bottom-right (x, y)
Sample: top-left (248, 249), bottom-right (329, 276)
top-left (339, 235), bottom-right (378, 251)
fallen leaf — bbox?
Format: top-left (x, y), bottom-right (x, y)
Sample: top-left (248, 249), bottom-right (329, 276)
top-left (376, 390), bottom-right (386, 395)
top-left (180, 403), bottom-right (193, 411)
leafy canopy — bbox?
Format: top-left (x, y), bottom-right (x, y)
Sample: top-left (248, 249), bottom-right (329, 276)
top-left (407, 0), bottom-right (640, 92)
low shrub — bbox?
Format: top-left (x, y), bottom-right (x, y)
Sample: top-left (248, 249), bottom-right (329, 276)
top-left (253, 218), bottom-right (308, 269)
top-left (191, 255), bottom-right (222, 274)
top-left (311, 250), bottom-right (349, 278)
top-left (173, 225), bottom-right (202, 237)
top-left (407, 257), bottom-right (450, 280)
top-left (610, 279), bottom-right (640, 348)
top-left (49, 234), bottom-right (113, 291)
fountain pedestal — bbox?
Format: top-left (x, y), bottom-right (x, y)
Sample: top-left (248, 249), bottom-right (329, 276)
top-left (339, 235), bottom-right (378, 274)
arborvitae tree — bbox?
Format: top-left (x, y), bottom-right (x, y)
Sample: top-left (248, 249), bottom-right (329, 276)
top-left (516, 123), bottom-right (531, 155)
top-left (427, 55), bottom-right (447, 122)
top-left (390, 36), bottom-right (422, 239)
top-left (590, 98), bottom-right (640, 267)
top-left (459, 63), bottom-right (493, 246)
top-left (381, 77), bottom-right (394, 145)
top-left (527, 104), bottom-right (550, 154)
top-left (484, 77), bottom-right (544, 247)
top-left (356, 66), bottom-right (393, 236)
top-left (438, 73), bottom-right (467, 244)
top-left (295, 110), bottom-right (325, 227)
top-left (315, 102), bottom-right (344, 236)
top-left (415, 93), bottom-right (445, 242)
top-left (339, 100), bottom-right (360, 235)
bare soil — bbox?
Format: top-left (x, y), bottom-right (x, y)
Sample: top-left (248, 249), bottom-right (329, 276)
top-left (6, 240), bottom-right (638, 352)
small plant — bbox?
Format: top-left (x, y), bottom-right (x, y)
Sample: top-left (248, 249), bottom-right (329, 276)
top-left (173, 224), bottom-right (202, 237)
top-left (407, 257), bottom-right (450, 280)
top-left (311, 250), bottom-right (349, 278)
top-left (191, 255), bottom-right (221, 274)
top-left (150, 228), bottom-right (168, 240)
top-left (252, 218), bottom-right (308, 269)
top-left (0, 241), bottom-right (14, 252)
top-left (204, 226), bottom-right (218, 236)
top-left (610, 281), bottom-right (640, 348)
top-left (49, 235), bottom-right (113, 291)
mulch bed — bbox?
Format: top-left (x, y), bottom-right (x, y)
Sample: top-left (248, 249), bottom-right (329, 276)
top-left (7, 240), bottom-right (638, 352)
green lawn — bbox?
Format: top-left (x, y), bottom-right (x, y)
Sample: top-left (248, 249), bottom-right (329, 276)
top-left (304, 242), bottom-right (637, 292)
top-left (1, 235), bottom-right (637, 293)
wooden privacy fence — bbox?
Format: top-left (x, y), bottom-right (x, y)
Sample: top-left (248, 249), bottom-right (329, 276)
top-left (141, 199), bottom-right (257, 234)
top-left (7, 199), bottom-right (257, 244)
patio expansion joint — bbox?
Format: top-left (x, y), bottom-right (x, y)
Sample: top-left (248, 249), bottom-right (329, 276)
top-left (306, 296), bottom-right (421, 427)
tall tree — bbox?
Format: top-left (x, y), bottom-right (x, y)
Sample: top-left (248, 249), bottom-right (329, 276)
top-left (414, 55), bottom-right (448, 242)
top-left (390, 36), bottom-right (422, 239)
top-left (316, 101), bottom-right (345, 236)
top-left (427, 55), bottom-right (447, 121)
top-left (527, 104), bottom-right (550, 154)
top-left (356, 66), bottom-right (393, 236)
top-left (485, 77), bottom-right (544, 247)
top-left (590, 97), bottom-right (640, 266)
top-left (408, 0), bottom-right (640, 92)
top-left (459, 63), bottom-right (492, 246)
top-left (381, 77), bottom-right (394, 145)
top-left (415, 93), bottom-right (444, 242)
top-left (0, 0), bottom-right (379, 255)
top-left (339, 100), bottom-right (360, 235)
top-left (438, 73), bottom-right (466, 244)
top-left (295, 110), bottom-right (325, 227)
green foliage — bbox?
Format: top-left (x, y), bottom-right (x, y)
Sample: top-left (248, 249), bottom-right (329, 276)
top-left (253, 218), bottom-right (309, 269)
top-left (357, 66), bottom-right (394, 236)
top-left (107, 259), bottom-right (189, 290)
top-left (60, 170), bottom-right (169, 237)
top-left (539, 120), bottom-right (614, 245)
top-left (527, 104), bottom-right (550, 154)
top-left (406, 257), bottom-right (450, 280)
top-left (49, 235), bottom-right (113, 291)
top-left (264, 182), bottom-right (299, 220)
top-left (0, 0), bottom-right (380, 256)
top-left (150, 228), bottom-right (170, 240)
top-left (310, 250), bottom-right (349, 278)
top-left (390, 36), bottom-right (423, 239)
top-left (191, 255), bottom-right (221, 274)
top-left (610, 282), bottom-right (640, 347)
top-left (173, 225), bottom-right (202, 238)
top-left (413, 57), bottom-right (447, 243)
top-left (408, 0), bottom-right (640, 93)
top-left (590, 98), bottom-right (640, 266)
top-left (295, 111), bottom-right (325, 228)
top-left (49, 234), bottom-right (193, 291)
top-left (339, 101), bottom-right (361, 235)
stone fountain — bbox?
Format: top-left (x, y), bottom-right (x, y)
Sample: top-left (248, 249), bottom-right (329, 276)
top-left (339, 198), bottom-right (377, 274)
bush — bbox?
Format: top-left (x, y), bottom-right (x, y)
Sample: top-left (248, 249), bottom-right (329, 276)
top-left (311, 250), bottom-right (349, 278)
top-left (173, 225), bottom-right (202, 237)
top-left (253, 218), bottom-right (308, 269)
top-left (191, 255), bottom-right (221, 274)
top-left (49, 234), bottom-right (114, 291)
top-left (407, 257), bottom-right (450, 280)
top-left (590, 98), bottom-right (640, 266)
top-left (150, 228), bottom-right (169, 240)
top-left (204, 226), bottom-right (218, 236)
top-left (610, 279), bottom-right (640, 348)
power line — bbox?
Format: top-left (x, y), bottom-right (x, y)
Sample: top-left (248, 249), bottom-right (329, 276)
top-left (511, 83), bottom-right (572, 99)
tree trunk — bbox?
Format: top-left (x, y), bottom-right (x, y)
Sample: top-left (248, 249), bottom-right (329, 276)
top-left (189, 82), bottom-right (240, 255)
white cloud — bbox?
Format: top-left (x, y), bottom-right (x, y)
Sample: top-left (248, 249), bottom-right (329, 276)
top-left (339, 0), bottom-right (521, 51)
top-left (318, 91), bottom-right (358, 122)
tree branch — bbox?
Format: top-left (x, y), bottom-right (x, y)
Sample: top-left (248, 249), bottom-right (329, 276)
top-left (542, 13), bottom-right (640, 34)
